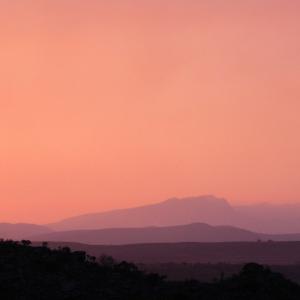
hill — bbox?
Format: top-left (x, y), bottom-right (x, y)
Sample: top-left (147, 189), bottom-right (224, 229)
top-left (32, 222), bottom-right (300, 245)
top-left (33, 223), bottom-right (261, 244)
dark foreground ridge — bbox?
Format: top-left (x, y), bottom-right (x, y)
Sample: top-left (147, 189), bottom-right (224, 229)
top-left (35, 241), bottom-right (300, 265)
top-left (1, 240), bottom-right (300, 300)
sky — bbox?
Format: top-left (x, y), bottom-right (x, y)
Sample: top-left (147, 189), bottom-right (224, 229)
top-left (1, 0), bottom-right (300, 224)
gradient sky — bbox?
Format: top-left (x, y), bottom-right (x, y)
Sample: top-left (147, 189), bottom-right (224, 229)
top-left (1, 0), bottom-right (300, 223)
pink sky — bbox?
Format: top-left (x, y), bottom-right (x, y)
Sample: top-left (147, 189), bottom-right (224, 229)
top-left (1, 0), bottom-right (300, 223)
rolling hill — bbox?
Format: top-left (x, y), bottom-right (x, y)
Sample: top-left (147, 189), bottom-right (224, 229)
top-left (32, 222), bottom-right (300, 245)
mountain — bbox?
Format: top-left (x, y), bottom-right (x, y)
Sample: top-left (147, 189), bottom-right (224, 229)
top-left (0, 223), bottom-right (53, 240)
top-left (49, 195), bottom-right (237, 230)
top-left (48, 195), bottom-right (300, 234)
top-left (32, 222), bottom-right (300, 245)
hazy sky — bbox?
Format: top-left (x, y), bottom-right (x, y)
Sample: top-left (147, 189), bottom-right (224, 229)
top-left (1, 0), bottom-right (300, 223)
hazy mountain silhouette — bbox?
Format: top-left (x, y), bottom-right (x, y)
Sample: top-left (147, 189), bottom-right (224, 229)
top-left (32, 222), bottom-right (300, 245)
top-left (3, 196), bottom-right (300, 240)
top-left (49, 195), bottom-right (300, 234)
top-left (49, 195), bottom-right (237, 230)
top-left (0, 223), bottom-right (52, 240)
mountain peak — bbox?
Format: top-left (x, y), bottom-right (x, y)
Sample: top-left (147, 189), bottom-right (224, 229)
top-left (162, 195), bottom-right (230, 206)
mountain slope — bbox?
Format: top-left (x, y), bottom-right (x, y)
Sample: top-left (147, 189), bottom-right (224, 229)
top-left (0, 223), bottom-right (53, 240)
top-left (235, 203), bottom-right (300, 233)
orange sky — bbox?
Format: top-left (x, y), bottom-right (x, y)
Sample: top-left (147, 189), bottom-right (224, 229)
top-left (1, 0), bottom-right (300, 223)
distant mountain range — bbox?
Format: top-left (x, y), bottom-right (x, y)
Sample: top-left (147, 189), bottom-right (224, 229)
top-left (48, 195), bottom-right (300, 234)
top-left (31, 223), bottom-right (300, 245)
top-left (2, 195), bottom-right (300, 243)
top-left (49, 195), bottom-right (235, 230)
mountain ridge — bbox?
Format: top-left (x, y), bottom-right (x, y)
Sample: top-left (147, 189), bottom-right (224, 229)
top-left (31, 222), bottom-right (300, 245)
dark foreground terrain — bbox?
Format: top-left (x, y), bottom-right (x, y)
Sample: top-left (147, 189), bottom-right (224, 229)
top-left (140, 262), bottom-right (300, 284)
top-left (1, 240), bottom-right (300, 300)
top-left (35, 241), bottom-right (300, 264)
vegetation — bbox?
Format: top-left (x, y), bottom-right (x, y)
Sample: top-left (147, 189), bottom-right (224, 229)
top-left (0, 240), bottom-right (300, 299)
